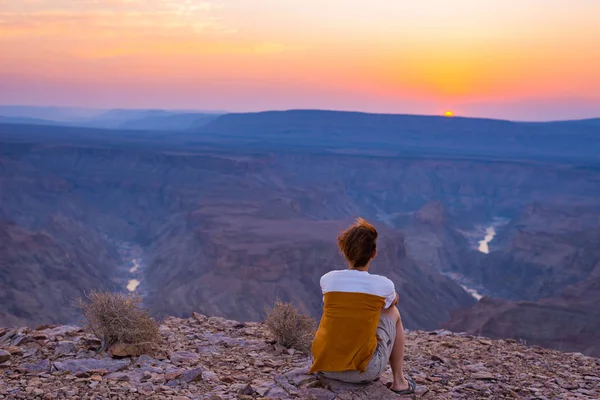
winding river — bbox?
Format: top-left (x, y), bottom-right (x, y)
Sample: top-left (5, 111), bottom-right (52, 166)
top-left (126, 258), bottom-right (141, 292)
top-left (115, 242), bottom-right (144, 293)
top-left (478, 226), bottom-right (496, 254)
top-left (118, 220), bottom-right (503, 299)
top-left (126, 278), bottom-right (140, 292)
top-left (448, 221), bottom-right (507, 301)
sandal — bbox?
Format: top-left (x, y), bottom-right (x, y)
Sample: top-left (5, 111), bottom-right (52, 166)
top-left (386, 377), bottom-right (416, 395)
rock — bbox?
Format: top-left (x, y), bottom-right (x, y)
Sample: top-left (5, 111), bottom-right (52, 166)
top-left (284, 367), bottom-right (317, 387)
top-left (32, 333), bottom-right (48, 340)
top-left (104, 372), bottom-right (131, 381)
top-left (318, 375), bottom-right (409, 400)
top-left (429, 329), bottom-right (453, 336)
top-left (472, 372), bottom-right (497, 380)
top-left (54, 358), bottom-right (130, 375)
top-left (138, 382), bottom-right (154, 395)
top-left (264, 386), bottom-right (289, 398)
top-left (54, 341), bottom-right (76, 356)
top-left (253, 380), bottom-right (276, 396)
top-left (12, 334), bottom-right (30, 346)
top-left (165, 367), bottom-right (183, 381)
top-left (37, 325), bottom-right (82, 339)
top-left (80, 337), bottom-right (102, 350)
top-left (35, 324), bottom-right (56, 331)
top-left (274, 373), bottom-right (298, 395)
top-left (203, 368), bottom-right (219, 382)
top-left (150, 372), bottom-right (165, 384)
top-left (430, 354), bottom-right (447, 363)
top-left (108, 343), bottom-right (142, 357)
top-left (180, 367), bottom-right (203, 383)
top-left (5, 346), bottom-right (23, 356)
top-left (0, 329), bottom-right (16, 345)
top-left (239, 383), bottom-right (255, 395)
top-left (169, 351), bottom-right (199, 365)
top-left (20, 359), bottom-right (52, 374)
top-left (22, 347), bottom-right (38, 359)
top-left (299, 387), bottom-right (337, 400)
top-left (0, 350), bottom-right (10, 363)
top-left (135, 354), bottom-right (159, 367)
top-left (87, 368), bottom-right (109, 376)
top-left (273, 344), bottom-right (287, 354)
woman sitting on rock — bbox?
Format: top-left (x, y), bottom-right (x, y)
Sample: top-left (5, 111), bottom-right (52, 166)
top-left (309, 218), bottom-right (416, 396)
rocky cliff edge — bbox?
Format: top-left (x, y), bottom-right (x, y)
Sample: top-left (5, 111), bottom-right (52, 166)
top-left (1, 313), bottom-right (599, 399)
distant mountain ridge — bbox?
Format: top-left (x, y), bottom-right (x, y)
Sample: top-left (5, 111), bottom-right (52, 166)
top-left (0, 106), bottom-right (223, 131)
top-left (0, 105), bottom-right (103, 121)
top-left (198, 110), bottom-right (600, 163)
top-left (2, 105), bottom-right (599, 133)
top-left (0, 116), bottom-right (62, 126)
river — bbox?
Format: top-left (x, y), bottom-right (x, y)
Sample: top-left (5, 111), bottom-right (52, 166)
top-left (126, 278), bottom-right (140, 292)
top-left (126, 258), bottom-right (141, 292)
top-left (126, 258), bottom-right (142, 293)
top-left (478, 226), bottom-right (496, 254)
top-left (114, 242), bottom-right (144, 294)
top-left (443, 271), bottom-right (484, 301)
top-left (117, 219), bottom-right (501, 298)
top-left (460, 284), bottom-right (483, 301)
top-left (450, 219), bottom-right (508, 301)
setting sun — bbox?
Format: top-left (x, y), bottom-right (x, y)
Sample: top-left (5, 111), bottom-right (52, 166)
top-left (444, 111), bottom-right (454, 117)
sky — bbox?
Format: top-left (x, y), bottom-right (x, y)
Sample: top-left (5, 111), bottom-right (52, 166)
top-left (1, 0), bottom-right (599, 121)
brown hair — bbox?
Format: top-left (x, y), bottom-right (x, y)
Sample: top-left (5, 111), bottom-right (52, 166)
top-left (337, 218), bottom-right (378, 268)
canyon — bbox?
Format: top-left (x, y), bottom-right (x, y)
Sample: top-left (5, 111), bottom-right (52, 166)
top-left (0, 110), bottom-right (599, 356)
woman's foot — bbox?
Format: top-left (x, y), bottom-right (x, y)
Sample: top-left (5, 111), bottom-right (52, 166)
top-left (390, 374), bottom-right (409, 391)
top-left (387, 376), bottom-right (416, 395)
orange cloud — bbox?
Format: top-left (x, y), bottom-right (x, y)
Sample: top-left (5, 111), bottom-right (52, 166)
top-left (1, 0), bottom-right (600, 114)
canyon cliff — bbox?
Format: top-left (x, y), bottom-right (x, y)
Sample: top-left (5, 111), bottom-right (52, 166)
top-left (1, 314), bottom-right (599, 399)
top-left (444, 204), bottom-right (600, 357)
top-left (1, 110), bottom-right (599, 357)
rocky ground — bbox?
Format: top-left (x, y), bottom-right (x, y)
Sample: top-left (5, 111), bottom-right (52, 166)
top-left (1, 314), bottom-right (599, 399)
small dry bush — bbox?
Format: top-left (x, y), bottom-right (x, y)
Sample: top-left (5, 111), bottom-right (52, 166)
top-left (265, 300), bottom-right (316, 353)
top-left (78, 290), bottom-right (160, 354)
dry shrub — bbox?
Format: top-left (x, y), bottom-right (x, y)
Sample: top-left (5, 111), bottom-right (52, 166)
top-left (265, 300), bottom-right (316, 353)
top-left (78, 290), bottom-right (160, 354)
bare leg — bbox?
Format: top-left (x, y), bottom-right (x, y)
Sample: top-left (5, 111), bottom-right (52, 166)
top-left (381, 306), bottom-right (409, 391)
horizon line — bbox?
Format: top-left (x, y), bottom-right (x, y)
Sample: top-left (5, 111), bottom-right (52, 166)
top-left (0, 104), bottom-right (599, 124)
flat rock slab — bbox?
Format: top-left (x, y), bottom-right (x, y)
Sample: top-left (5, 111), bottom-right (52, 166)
top-left (169, 351), bottom-right (200, 366)
top-left (37, 325), bottom-right (82, 339)
top-left (19, 359), bottom-right (53, 374)
top-left (54, 341), bottom-right (76, 356)
top-left (54, 358), bottom-right (130, 375)
top-left (318, 376), bottom-right (416, 400)
top-left (284, 367), bottom-right (317, 387)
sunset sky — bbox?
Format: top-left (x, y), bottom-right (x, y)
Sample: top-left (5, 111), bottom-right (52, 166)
top-left (1, 0), bottom-right (599, 120)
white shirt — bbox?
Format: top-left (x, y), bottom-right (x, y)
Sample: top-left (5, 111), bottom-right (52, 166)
top-left (320, 269), bottom-right (396, 308)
